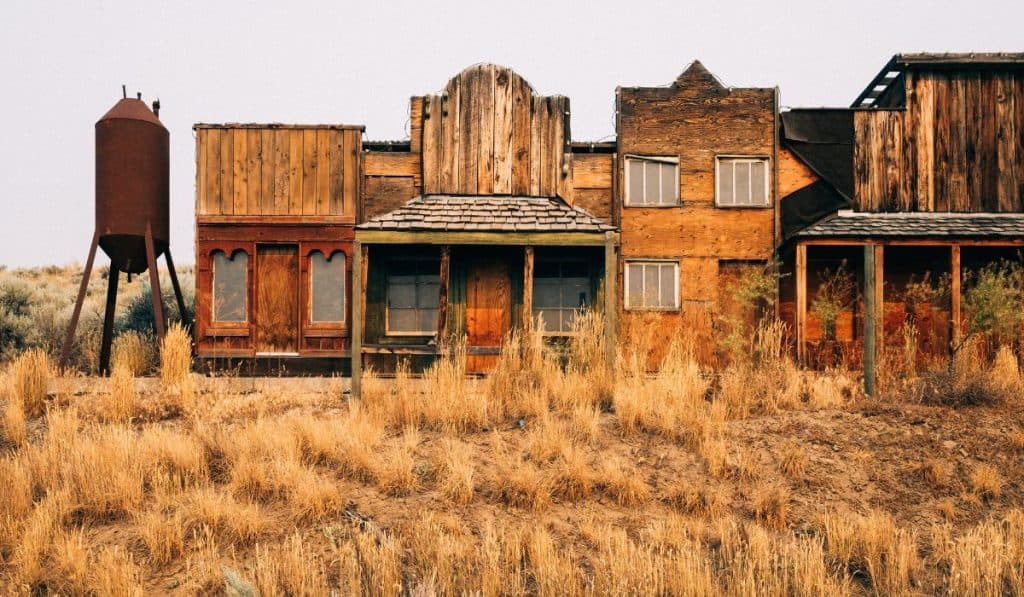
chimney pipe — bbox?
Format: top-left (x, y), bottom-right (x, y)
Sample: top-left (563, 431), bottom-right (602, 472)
top-left (152, 98), bottom-right (160, 118)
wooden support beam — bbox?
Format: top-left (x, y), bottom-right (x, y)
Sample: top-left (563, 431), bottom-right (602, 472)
top-left (604, 232), bottom-right (618, 368)
top-left (60, 230), bottom-right (99, 369)
top-left (523, 246), bottom-right (534, 328)
top-left (164, 249), bottom-right (191, 328)
top-left (864, 245), bottom-right (877, 397)
top-left (438, 246), bottom-right (451, 343)
top-left (951, 244), bottom-right (962, 349)
top-left (795, 243), bottom-right (808, 366)
top-left (874, 244), bottom-right (885, 363)
top-left (351, 241), bottom-right (364, 398)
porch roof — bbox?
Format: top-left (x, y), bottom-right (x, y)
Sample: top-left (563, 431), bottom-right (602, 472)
top-left (356, 195), bottom-right (616, 234)
top-left (794, 211), bottom-right (1024, 240)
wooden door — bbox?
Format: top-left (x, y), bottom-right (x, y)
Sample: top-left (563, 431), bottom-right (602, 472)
top-left (465, 257), bottom-right (512, 373)
top-left (256, 245), bottom-right (299, 354)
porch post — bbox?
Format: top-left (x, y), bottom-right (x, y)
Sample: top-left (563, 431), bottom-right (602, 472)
top-left (351, 240), bottom-right (364, 398)
top-left (604, 232), bottom-right (618, 368)
top-left (864, 244), bottom-right (877, 397)
top-left (874, 244), bottom-right (885, 363)
top-left (795, 242), bottom-right (808, 366)
top-left (438, 246), bottom-right (450, 345)
top-left (951, 243), bottom-right (962, 350)
top-left (523, 246), bottom-right (534, 328)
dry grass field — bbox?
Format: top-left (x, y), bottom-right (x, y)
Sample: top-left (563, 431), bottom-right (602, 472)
top-left (1, 309), bottom-right (1024, 596)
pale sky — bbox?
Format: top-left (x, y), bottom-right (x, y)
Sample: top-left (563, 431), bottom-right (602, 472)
top-left (1, 0), bottom-right (1020, 267)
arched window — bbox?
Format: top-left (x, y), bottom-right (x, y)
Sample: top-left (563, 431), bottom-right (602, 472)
top-left (212, 250), bottom-right (248, 323)
top-left (310, 251), bottom-right (345, 323)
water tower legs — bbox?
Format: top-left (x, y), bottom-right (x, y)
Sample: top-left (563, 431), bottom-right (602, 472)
top-left (98, 269), bottom-right (120, 374)
top-left (144, 223), bottom-right (166, 341)
top-left (165, 249), bottom-right (190, 328)
top-left (59, 231), bottom-right (100, 370)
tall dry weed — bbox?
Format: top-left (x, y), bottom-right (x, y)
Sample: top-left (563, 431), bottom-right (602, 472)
top-left (111, 330), bottom-right (154, 376)
top-left (11, 348), bottom-right (50, 417)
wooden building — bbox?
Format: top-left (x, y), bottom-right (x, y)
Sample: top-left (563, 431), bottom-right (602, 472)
top-left (778, 53), bottom-right (1024, 366)
top-left (192, 53), bottom-right (1024, 380)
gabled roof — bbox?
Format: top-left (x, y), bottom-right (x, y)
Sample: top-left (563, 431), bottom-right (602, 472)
top-left (356, 195), bottom-right (616, 233)
top-left (794, 211), bottom-right (1024, 240)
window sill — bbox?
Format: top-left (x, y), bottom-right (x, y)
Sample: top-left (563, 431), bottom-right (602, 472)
top-left (623, 307), bottom-right (681, 313)
top-left (623, 203), bottom-right (683, 209)
top-left (305, 328), bottom-right (349, 338)
top-left (714, 204), bottom-right (772, 209)
top-left (206, 327), bottom-right (249, 337)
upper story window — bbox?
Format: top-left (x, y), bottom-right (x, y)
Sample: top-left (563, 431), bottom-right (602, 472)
top-left (212, 250), bottom-right (248, 323)
top-left (533, 260), bottom-right (591, 334)
top-left (716, 156), bottom-right (770, 207)
top-left (625, 156), bottom-right (679, 206)
top-left (625, 260), bottom-right (679, 310)
top-left (310, 251), bottom-right (346, 324)
top-left (387, 260), bottom-right (440, 335)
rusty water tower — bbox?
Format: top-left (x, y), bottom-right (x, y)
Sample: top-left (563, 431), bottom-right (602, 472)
top-left (61, 88), bottom-right (190, 373)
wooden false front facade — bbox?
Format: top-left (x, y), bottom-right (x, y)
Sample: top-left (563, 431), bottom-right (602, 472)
top-left (191, 54), bottom-right (1024, 378)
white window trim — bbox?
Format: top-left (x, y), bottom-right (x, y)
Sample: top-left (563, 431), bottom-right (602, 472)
top-left (624, 259), bottom-right (680, 311)
top-left (624, 155), bottom-right (680, 207)
top-left (715, 155), bottom-right (771, 208)
top-left (309, 250), bottom-right (346, 325)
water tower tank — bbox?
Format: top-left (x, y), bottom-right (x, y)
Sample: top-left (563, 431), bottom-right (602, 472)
top-left (95, 97), bottom-right (169, 274)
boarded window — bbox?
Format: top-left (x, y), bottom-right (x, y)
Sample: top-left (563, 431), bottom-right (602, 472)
top-left (387, 262), bottom-right (440, 334)
top-left (717, 157), bottom-right (769, 207)
top-left (625, 157), bottom-right (679, 206)
top-left (212, 250), bottom-right (247, 322)
top-left (625, 261), bottom-right (678, 310)
top-left (533, 261), bottom-right (591, 333)
top-left (310, 251), bottom-right (345, 323)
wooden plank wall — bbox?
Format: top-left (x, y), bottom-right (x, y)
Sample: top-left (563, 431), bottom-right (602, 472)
top-left (617, 62), bottom-right (776, 363)
top-left (419, 64), bottom-right (569, 198)
top-left (855, 70), bottom-right (1024, 212)
top-left (195, 126), bottom-right (361, 218)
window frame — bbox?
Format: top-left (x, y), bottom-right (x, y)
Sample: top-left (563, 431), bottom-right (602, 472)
top-left (210, 248), bottom-right (250, 327)
top-left (715, 155), bottom-right (771, 208)
top-left (307, 249), bottom-right (347, 328)
top-left (623, 155), bottom-right (681, 208)
top-left (531, 258), bottom-right (593, 336)
top-left (623, 259), bottom-right (680, 312)
top-left (384, 259), bottom-right (442, 337)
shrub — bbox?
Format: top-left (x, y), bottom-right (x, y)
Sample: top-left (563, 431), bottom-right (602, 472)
top-left (0, 276), bottom-right (35, 361)
top-left (11, 348), bottom-right (51, 417)
top-left (955, 260), bottom-right (1024, 357)
top-left (811, 261), bottom-right (856, 342)
top-left (117, 273), bottom-right (196, 336)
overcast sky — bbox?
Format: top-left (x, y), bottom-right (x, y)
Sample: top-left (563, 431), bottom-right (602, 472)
top-left (1, 0), bottom-right (1020, 268)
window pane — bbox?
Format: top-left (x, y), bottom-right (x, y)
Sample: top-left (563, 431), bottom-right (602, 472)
top-left (643, 264), bottom-right (660, 307)
top-left (419, 309), bottom-right (438, 333)
top-left (389, 308), bottom-right (417, 332)
top-left (388, 279), bottom-right (417, 309)
top-left (660, 163), bottom-right (677, 204)
top-left (735, 161), bottom-right (751, 205)
top-left (311, 251), bottom-right (345, 323)
top-left (213, 251), bottom-right (247, 322)
top-left (562, 308), bottom-right (576, 332)
top-left (533, 309), bottom-right (554, 332)
top-left (417, 279), bottom-right (440, 309)
top-left (535, 261), bottom-right (560, 278)
top-left (660, 264), bottom-right (675, 307)
top-left (718, 161), bottom-right (734, 205)
top-left (643, 162), bottom-right (660, 204)
top-left (565, 279), bottom-right (590, 308)
top-left (627, 264), bottom-right (644, 308)
top-left (535, 282), bottom-right (562, 309)
top-left (750, 160), bottom-right (767, 205)
top-left (627, 159), bottom-right (644, 204)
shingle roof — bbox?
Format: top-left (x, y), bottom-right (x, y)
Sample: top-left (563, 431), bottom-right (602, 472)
top-left (357, 195), bottom-right (616, 233)
top-left (795, 211), bottom-right (1024, 239)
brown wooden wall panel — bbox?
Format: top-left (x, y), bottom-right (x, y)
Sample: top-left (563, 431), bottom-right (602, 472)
top-left (621, 207), bottom-right (775, 261)
top-left (855, 71), bottom-right (1024, 213)
top-left (777, 147), bottom-right (819, 197)
top-left (195, 127), bottom-right (361, 218)
top-left (363, 175), bottom-right (417, 221)
top-left (419, 64), bottom-right (568, 198)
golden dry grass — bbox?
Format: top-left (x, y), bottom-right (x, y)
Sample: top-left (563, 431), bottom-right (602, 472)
top-left (1, 319), bottom-right (1024, 594)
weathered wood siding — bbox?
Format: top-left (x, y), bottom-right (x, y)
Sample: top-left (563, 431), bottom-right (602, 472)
top-left (362, 151), bottom-right (421, 221)
top-left (417, 64), bottom-right (569, 198)
top-left (617, 62), bottom-right (777, 359)
top-left (195, 126), bottom-right (362, 218)
top-left (778, 147), bottom-right (819, 197)
top-left (855, 70), bottom-right (1024, 212)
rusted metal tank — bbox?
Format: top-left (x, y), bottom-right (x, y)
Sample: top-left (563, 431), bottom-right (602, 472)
top-left (95, 96), bottom-right (169, 273)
